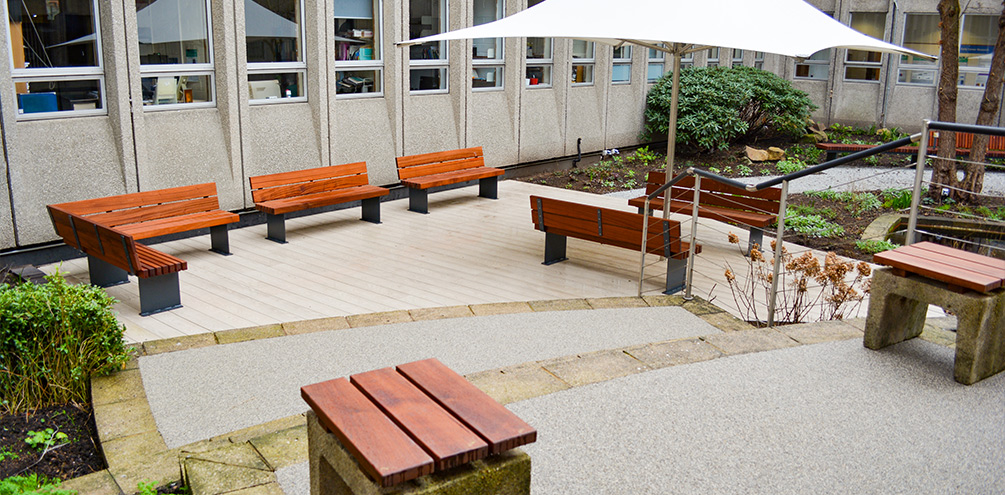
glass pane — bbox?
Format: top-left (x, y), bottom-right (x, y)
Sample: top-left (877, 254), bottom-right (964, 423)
top-left (646, 62), bottom-right (664, 82)
top-left (527, 37), bottom-right (551, 59)
top-left (336, 69), bottom-right (380, 94)
top-left (8, 0), bottom-right (99, 69)
top-left (141, 74), bottom-right (212, 105)
top-left (246, 0), bottom-right (301, 63)
top-left (844, 65), bottom-right (880, 81)
top-left (613, 45), bottom-right (631, 60)
top-left (472, 0), bottom-right (502, 60)
top-left (248, 72), bottom-right (304, 99)
top-left (612, 63), bottom-right (630, 83)
top-left (409, 0), bottom-right (445, 60)
top-left (647, 46), bottom-right (663, 60)
top-left (136, 0), bottom-right (209, 65)
top-left (901, 13), bottom-right (939, 63)
top-left (897, 68), bottom-right (935, 84)
top-left (15, 79), bottom-right (101, 113)
top-left (961, 15), bottom-right (996, 69)
top-left (335, 0), bottom-right (379, 61)
top-left (571, 63), bottom-right (593, 84)
top-left (472, 66), bottom-right (502, 88)
top-left (847, 12), bottom-right (884, 63)
top-left (572, 40), bottom-right (594, 59)
top-left (525, 65), bottom-right (550, 86)
top-left (795, 62), bottom-right (828, 80)
top-left (410, 67), bottom-right (446, 90)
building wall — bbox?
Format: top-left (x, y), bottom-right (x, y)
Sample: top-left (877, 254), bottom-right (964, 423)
top-left (1, 0), bottom-right (1002, 251)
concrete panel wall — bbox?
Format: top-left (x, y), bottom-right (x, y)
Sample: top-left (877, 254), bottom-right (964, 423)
top-left (604, 48), bottom-right (649, 149)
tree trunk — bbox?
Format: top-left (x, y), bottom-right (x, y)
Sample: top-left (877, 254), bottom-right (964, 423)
top-left (932, 0), bottom-right (961, 201)
top-left (964, 2), bottom-right (1005, 202)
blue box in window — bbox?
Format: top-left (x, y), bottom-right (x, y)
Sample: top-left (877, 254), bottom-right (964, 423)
top-left (18, 92), bottom-right (58, 113)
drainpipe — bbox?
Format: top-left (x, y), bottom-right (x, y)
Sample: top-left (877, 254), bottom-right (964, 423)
top-left (879, 0), bottom-right (898, 128)
top-left (571, 137), bottom-right (582, 168)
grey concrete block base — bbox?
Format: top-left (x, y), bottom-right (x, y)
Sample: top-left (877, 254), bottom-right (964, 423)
top-left (864, 268), bottom-right (1005, 385)
top-left (307, 411), bottom-right (530, 495)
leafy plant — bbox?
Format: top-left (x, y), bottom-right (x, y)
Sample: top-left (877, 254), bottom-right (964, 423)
top-left (845, 192), bottom-right (881, 215)
top-left (631, 146), bottom-right (659, 165)
top-left (775, 158), bottom-right (806, 174)
top-left (0, 447), bottom-right (18, 462)
top-left (643, 66), bottom-right (817, 150)
top-left (855, 240), bottom-right (900, 254)
top-left (881, 188), bottom-right (914, 209)
top-left (0, 474), bottom-right (74, 495)
top-left (0, 271), bottom-right (131, 413)
top-left (785, 208), bottom-right (845, 237)
top-left (788, 204), bottom-right (836, 220)
top-left (736, 164), bottom-right (753, 177)
top-left (24, 428), bottom-right (68, 452)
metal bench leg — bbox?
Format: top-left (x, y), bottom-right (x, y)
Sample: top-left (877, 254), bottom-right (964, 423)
top-left (266, 213), bottom-right (287, 243)
top-left (826, 151), bottom-right (837, 161)
top-left (138, 273), bottom-right (182, 316)
top-left (361, 197), bottom-right (381, 224)
top-left (210, 225), bottom-right (232, 255)
top-left (747, 227), bottom-right (764, 255)
top-left (409, 188), bottom-right (429, 214)
top-left (665, 255), bottom-right (687, 295)
top-left (543, 232), bottom-right (568, 265)
top-left (479, 177), bottom-right (499, 199)
top-left (88, 255), bottom-right (129, 287)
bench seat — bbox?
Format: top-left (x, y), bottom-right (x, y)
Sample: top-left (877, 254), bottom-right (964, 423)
top-left (114, 210), bottom-right (239, 240)
top-left (400, 166), bottom-right (504, 190)
top-left (254, 185), bottom-right (389, 216)
top-left (396, 147), bottom-right (503, 213)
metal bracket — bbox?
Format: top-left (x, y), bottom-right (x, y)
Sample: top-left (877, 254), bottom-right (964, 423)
top-left (597, 209), bottom-right (603, 236)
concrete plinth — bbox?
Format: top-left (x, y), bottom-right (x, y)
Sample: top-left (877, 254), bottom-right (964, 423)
top-left (864, 267), bottom-right (1005, 385)
top-left (307, 411), bottom-right (531, 495)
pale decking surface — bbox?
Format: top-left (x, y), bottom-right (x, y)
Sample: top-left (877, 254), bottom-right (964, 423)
top-left (40, 181), bottom-right (866, 344)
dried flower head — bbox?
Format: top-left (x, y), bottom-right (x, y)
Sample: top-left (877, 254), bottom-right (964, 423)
top-left (725, 269), bottom-right (736, 282)
top-left (856, 261), bottom-right (871, 277)
top-left (727, 232), bottom-right (740, 244)
top-left (750, 247), bottom-right (765, 263)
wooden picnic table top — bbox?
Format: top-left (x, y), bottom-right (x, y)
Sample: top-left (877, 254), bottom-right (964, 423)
top-left (873, 241), bottom-right (1005, 293)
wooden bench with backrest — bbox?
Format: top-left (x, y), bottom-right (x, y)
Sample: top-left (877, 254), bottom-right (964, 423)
top-left (301, 358), bottom-right (536, 493)
top-left (628, 172), bottom-right (781, 254)
top-left (816, 131), bottom-right (1005, 162)
top-left (47, 206), bottom-right (187, 315)
top-left (530, 195), bottom-right (701, 295)
top-left (249, 162), bottom-right (389, 243)
top-left (865, 241), bottom-right (1005, 385)
top-left (395, 146), bottom-right (504, 214)
top-left (49, 182), bottom-right (239, 256)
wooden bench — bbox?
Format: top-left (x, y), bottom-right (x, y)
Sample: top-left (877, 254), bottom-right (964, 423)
top-left (396, 146), bottom-right (504, 214)
top-left (816, 131), bottom-right (1005, 162)
top-left (627, 172), bottom-right (781, 254)
top-left (530, 195), bottom-right (701, 295)
top-left (301, 358), bottom-right (536, 494)
top-left (249, 162), bottom-right (389, 243)
top-left (48, 182), bottom-right (239, 255)
top-left (47, 206), bottom-right (187, 315)
top-left (864, 241), bottom-right (1005, 385)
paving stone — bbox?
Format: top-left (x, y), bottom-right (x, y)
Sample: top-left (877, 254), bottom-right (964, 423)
top-left (540, 349), bottom-right (650, 387)
top-left (183, 457), bottom-right (275, 495)
top-left (91, 368), bottom-right (145, 406)
top-left (779, 319), bottom-right (864, 345)
top-left (225, 482), bottom-right (287, 495)
top-left (469, 301), bottom-right (534, 316)
top-left (282, 316), bottom-right (350, 335)
top-left (226, 414), bottom-right (307, 445)
top-left (699, 312), bottom-right (756, 332)
top-left (465, 363), bottom-right (571, 404)
top-left (920, 324), bottom-right (957, 348)
top-left (701, 328), bottom-right (800, 356)
top-left (60, 469), bottom-right (123, 495)
top-left (642, 294), bottom-right (686, 307)
top-left (624, 338), bottom-right (723, 369)
top-left (94, 397), bottom-right (158, 442)
top-left (143, 333), bottom-right (217, 356)
top-left (102, 430), bottom-right (168, 468)
top-left (586, 296), bottom-right (649, 309)
top-left (409, 305), bottom-right (475, 321)
top-left (184, 442), bottom-right (271, 471)
top-left (122, 355), bottom-right (140, 371)
top-left (216, 324), bottom-right (284, 345)
top-left (249, 425), bottom-right (308, 470)
top-left (843, 317), bottom-right (867, 331)
top-left (347, 310), bottom-right (413, 327)
top-left (681, 297), bottom-right (724, 315)
top-left (110, 449), bottom-right (181, 495)
top-left (528, 298), bottom-right (591, 312)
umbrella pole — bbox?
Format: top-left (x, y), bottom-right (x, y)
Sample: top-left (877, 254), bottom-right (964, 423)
top-left (662, 46), bottom-right (682, 222)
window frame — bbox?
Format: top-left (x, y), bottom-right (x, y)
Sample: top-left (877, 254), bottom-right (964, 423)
top-left (408, 0), bottom-right (449, 94)
top-left (471, 0), bottom-right (504, 91)
top-left (137, 0), bottom-right (216, 111)
top-left (571, 39), bottom-right (594, 86)
top-left (844, 11), bottom-right (886, 82)
top-left (611, 44), bottom-right (631, 84)
top-left (334, 0), bottom-right (385, 99)
top-left (897, 12), bottom-right (939, 87)
top-left (246, 0), bottom-right (308, 104)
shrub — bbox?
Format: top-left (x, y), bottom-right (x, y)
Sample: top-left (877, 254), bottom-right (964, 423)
top-left (643, 66), bottom-right (817, 150)
top-left (0, 474), bottom-right (74, 495)
top-left (785, 208), bottom-right (845, 237)
top-left (855, 240), bottom-right (900, 254)
top-left (0, 272), bottom-right (130, 413)
top-left (881, 188), bottom-right (914, 209)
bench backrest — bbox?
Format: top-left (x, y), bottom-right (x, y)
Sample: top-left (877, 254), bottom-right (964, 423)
top-left (249, 162), bottom-right (371, 203)
top-left (48, 205), bottom-right (142, 276)
top-left (530, 196), bottom-right (682, 256)
top-left (929, 131), bottom-right (1005, 151)
top-left (396, 147), bottom-right (484, 181)
top-left (49, 183), bottom-right (224, 229)
top-left (645, 172), bottom-right (782, 216)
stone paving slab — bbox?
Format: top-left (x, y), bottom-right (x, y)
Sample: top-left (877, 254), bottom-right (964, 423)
top-left (624, 338), bottom-right (723, 368)
top-left (700, 327), bottom-right (800, 355)
top-left (540, 349), bottom-right (650, 387)
top-left (465, 363), bottom-right (572, 404)
top-left (281, 316), bottom-right (351, 335)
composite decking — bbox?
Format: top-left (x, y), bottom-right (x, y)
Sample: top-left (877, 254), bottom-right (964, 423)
top-left (40, 180), bottom-right (868, 344)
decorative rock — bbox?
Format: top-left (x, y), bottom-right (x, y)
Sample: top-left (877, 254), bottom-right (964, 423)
top-left (745, 146), bottom-right (770, 162)
top-left (767, 147), bottom-right (785, 161)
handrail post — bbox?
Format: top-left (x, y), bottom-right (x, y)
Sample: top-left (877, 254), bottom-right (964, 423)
top-left (638, 198), bottom-right (651, 297)
top-left (684, 174), bottom-right (701, 300)
top-left (906, 120), bottom-right (930, 246)
top-left (767, 180), bottom-right (789, 327)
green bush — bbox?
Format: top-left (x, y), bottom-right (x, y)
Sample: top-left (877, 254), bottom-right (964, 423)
top-left (643, 66), bottom-right (816, 150)
top-left (855, 240), bottom-right (900, 254)
top-left (0, 272), bottom-right (130, 413)
top-left (881, 188), bottom-right (914, 209)
top-left (776, 158), bottom-right (807, 175)
top-left (0, 474), bottom-right (74, 495)
top-left (785, 209), bottom-right (845, 237)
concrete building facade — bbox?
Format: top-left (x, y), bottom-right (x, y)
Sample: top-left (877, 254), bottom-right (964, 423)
top-left (0, 0), bottom-right (1002, 252)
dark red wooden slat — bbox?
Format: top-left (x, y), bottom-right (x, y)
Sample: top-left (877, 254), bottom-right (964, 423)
top-left (301, 378), bottom-right (434, 488)
top-left (874, 249), bottom-right (1001, 293)
top-left (350, 367), bottom-right (489, 471)
top-left (909, 242), bottom-right (1005, 277)
top-left (397, 358), bottom-right (537, 455)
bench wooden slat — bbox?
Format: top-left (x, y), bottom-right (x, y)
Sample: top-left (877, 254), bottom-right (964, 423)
top-left (134, 244), bottom-right (186, 278)
top-left (350, 367), bottom-right (489, 471)
top-left (249, 162), bottom-right (368, 190)
top-left (400, 166), bottom-right (504, 189)
top-left (255, 186), bottom-right (389, 216)
top-left (632, 172), bottom-right (781, 217)
top-left (301, 378), bottom-right (435, 488)
top-left (83, 197), bottom-right (223, 228)
top-left (250, 163), bottom-right (371, 203)
top-left (397, 157), bottom-right (488, 181)
top-left (909, 241), bottom-right (1005, 274)
top-left (397, 358), bottom-right (538, 455)
top-left (874, 247), bottom-right (1002, 293)
top-left (51, 183), bottom-right (221, 215)
top-left (395, 148), bottom-right (482, 169)
top-left (114, 210), bottom-right (239, 239)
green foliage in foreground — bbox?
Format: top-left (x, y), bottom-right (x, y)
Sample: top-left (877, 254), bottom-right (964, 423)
top-left (0, 272), bottom-right (130, 413)
top-left (643, 66), bottom-right (816, 150)
top-left (856, 239), bottom-right (901, 254)
top-left (0, 474), bottom-right (74, 495)
top-left (785, 208), bottom-right (846, 238)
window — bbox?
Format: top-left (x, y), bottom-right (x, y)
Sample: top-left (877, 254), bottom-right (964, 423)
top-left (571, 39), bottom-right (594, 85)
top-left (611, 45), bottom-right (630, 83)
top-left (524, 0), bottom-right (550, 87)
top-left (246, 0), bottom-right (305, 103)
top-left (959, 15), bottom-right (996, 87)
top-left (731, 48), bottom-right (743, 67)
top-left (898, 13), bottom-right (938, 85)
top-left (408, 0), bottom-right (446, 92)
top-left (646, 45), bottom-right (664, 82)
top-left (7, 0), bottom-right (104, 118)
top-left (472, 0), bottom-right (503, 90)
top-left (795, 50), bottom-right (830, 80)
top-left (335, 0), bottom-right (382, 96)
top-left (845, 12), bottom-right (885, 81)
top-left (706, 47), bottom-right (720, 67)
top-left (136, 0), bottom-right (214, 109)
top-left (754, 51), bottom-right (764, 70)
